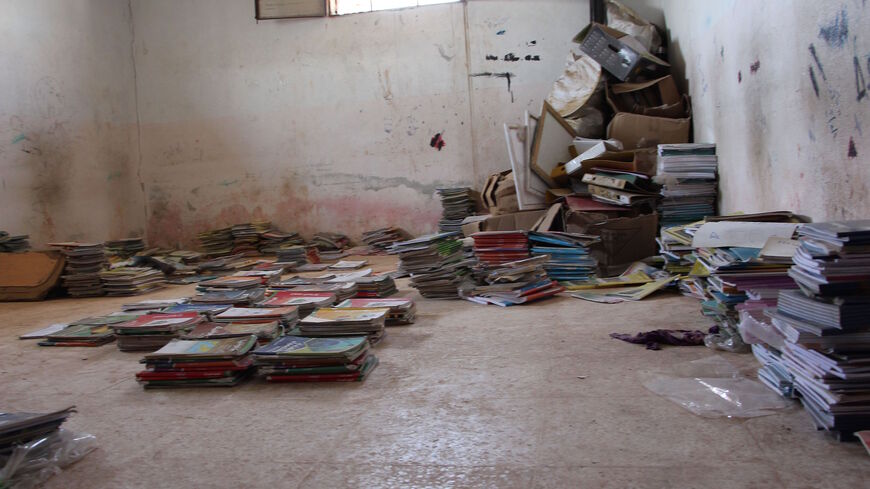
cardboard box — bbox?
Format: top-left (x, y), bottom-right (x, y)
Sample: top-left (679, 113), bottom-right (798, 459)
top-left (607, 113), bottom-right (691, 150)
top-left (461, 210), bottom-right (547, 236)
top-left (482, 170), bottom-right (520, 215)
top-left (565, 212), bottom-right (658, 276)
top-left (606, 75), bottom-right (690, 119)
top-left (570, 148), bottom-right (657, 179)
top-left (575, 23), bottom-right (669, 81)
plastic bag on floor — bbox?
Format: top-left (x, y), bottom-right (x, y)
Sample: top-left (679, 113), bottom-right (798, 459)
top-left (641, 356), bottom-right (792, 418)
top-left (0, 429), bottom-right (96, 489)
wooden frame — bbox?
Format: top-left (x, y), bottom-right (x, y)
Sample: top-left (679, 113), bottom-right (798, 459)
top-left (529, 101), bottom-right (577, 188)
top-left (255, 0), bottom-right (327, 20)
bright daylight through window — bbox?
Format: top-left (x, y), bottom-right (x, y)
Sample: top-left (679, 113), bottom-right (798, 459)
top-left (331, 0), bottom-right (460, 16)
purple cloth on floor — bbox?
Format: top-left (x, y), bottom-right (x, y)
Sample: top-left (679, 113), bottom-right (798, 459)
top-left (609, 329), bottom-right (708, 350)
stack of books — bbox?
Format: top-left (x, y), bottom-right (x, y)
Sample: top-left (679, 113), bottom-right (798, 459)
top-left (389, 233), bottom-right (473, 299)
top-left (298, 307), bottom-right (388, 344)
top-left (181, 321), bottom-right (281, 344)
top-left (655, 143), bottom-right (718, 227)
top-left (0, 406), bottom-right (76, 453)
top-left (312, 232), bottom-right (350, 252)
top-left (197, 227), bottom-right (234, 256)
top-left (437, 187), bottom-right (475, 233)
top-left (0, 231), bottom-right (30, 252)
top-left (122, 298), bottom-right (188, 312)
top-left (105, 237), bottom-right (145, 258)
top-left (253, 335), bottom-right (377, 383)
top-left (196, 255), bottom-right (258, 274)
top-left (136, 336), bottom-right (257, 389)
top-left (276, 245), bottom-right (307, 265)
top-left (258, 230), bottom-right (304, 254)
top-left (213, 306), bottom-right (299, 328)
top-left (229, 269), bottom-right (283, 286)
top-left (658, 225), bottom-right (697, 275)
top-left (190, 288), bottom-right (265, 305)
top-left (462, 255), bottom-right (564, 306)
top-left (768, 220), bottom-right (870, 439)
top-left (99, 267), bottom-right (166, 296)
top-left (49, 242), bottom-right (107, 297)
top-left (110, 312), bottom-right (203, 352)
top-left (271, 279), bottom-right (358, 301)
top-left (231, 223), bottom-right (261, 255)
top-left (354, 275), bottom-right (398, 297)
top-left (362, 227), bottom-right (409, 251)
top-left (471, 231), bottom-right (529, 266)
top-left (528, 232), bottom-right (598, 283)
top-left (258, 291), bottom-right (336, 315)
top-left (582, 169), bottom-right (659, 210)
top-left (162, 302), bottom-right (232, 318)
top-left (336, 298), bottom-right (416, 325)
top-left (329, 260), bottom-right (368, 270)
top-left (196, 275), bottom-right (263, 290)
top-left (38, 323), bottom-right (115, 347)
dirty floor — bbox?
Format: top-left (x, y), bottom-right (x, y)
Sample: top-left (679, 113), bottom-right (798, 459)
top-left (1, 256), bottom-right (867, 488)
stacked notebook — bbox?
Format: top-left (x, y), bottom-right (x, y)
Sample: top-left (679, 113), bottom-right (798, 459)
top-left (276, 245), bottom-right (307, 266)
top-left (104, 237), bottom-right (145, 258)
top-left (228, 269), bottom-right (283, 286)
top-left (311, 232), bottom-right (350, 251)
top-left (0, 406), bottom-right (76, 454)
top-left (38, 323), bottom-right (115, 347)
top-left (271, 280), bottom-right (358, 301)
top-left (0, 231), bottom-right (30, 252)
top-left (110, 312), bottom-right (202, 352)
top-left (362, 227), bottom-right (409, 251)
top-left (122, 298), bottom-right (188, 312)
top-left (197, 227), bottom-right (234, 257)
top-left (655, 143), bottom-right (718, 227)
top-left (298, 307), bottom-right (388, 344)
top-left (161, 302), bottom-right (233, 318)
top-left (354, 275), bottom-right (398, 298)
top-left (258, 230), bottom-right (304, 254)
top-left (190, 288), bottom-right (266, 305)
top-left (471, 231), bottom-right (529, 266)
top-left (99, 267), bottom-right (166, 296)
top-left (213, 306), bottom-right (299, 327)
top-left (582, 168), bottom-right (659, 210)
top-left (50, 242), bottom-right (107, 297)
top-left (462, 255), bottom-right (564, 306)
top-left (437, 187), bottom-right (475, 233)
top-left (136, 336), bottom-right (257, 388)
top-left (230, 223), bottom-right (261, 255)
top-left (389, 233), bottom-right (473, 299)
top-left (181, 321), bottom-right (281, 344)
top-left (336, 298), bottom-right (416, 325)
top-left (767, 220), bottom-right (870, 439)
top-left (258, 291), bottom-right (336, 315)
top-left (528, 232), bottom-right (598, 283)
top-left (253, 336), bottom-right (377, 383)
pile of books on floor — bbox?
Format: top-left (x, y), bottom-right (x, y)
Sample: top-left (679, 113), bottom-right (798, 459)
top-left (471, 231), bottom-right (529, 266)
top-left (298, 307), bottom-right (388, 344)
top-left (0, 231), bottom-right (30, 252)
top-left (528, 232), bottom-right (598, 283)
top-left (258, 230), bottom-right (304, 254)
top-left (311, 232), bottom-right (350, 254)
top-left (354, 275), bottom-right (398, 297)
top-left (228, 269), bottom-right (283, 286)
top-left (582, 168), bottom-right (659, 211)
top-left (276, 245), bottom-right (307, 265)
top-left (361, 227), bottom-right (409, 251)
top-left (110, 312), bottom-right (203, 351)
top-left (658, 225), bottom-right (697, 275)
top-left (190, 287), bottom-right (265, 305)
top-left (198, 227), bottom-right (234, 256)
top-left (337, 298), bottom-right (416, 325)
top-left (105, 237), bottom-right (145, 258)
top-left (274, 281), bottom-right (358, 301)
top-left (253, 335), bottom-right (377, 383)
top-left (50, 242), bottom-right (107, 297)
top-left (437, 187), bottom-right (475, 233)
top-left (389, 233), bottom-right (473, 299)
top-left (258, 290), bottom-right (336, 315)
top-left (99, 267), bottom-right (166, 296)
top-left (461, 255), bottom-right (564, 306)
top-left (769, 220), bottom-right (870, 439)
top-left (38, 322), bottom-right (116, 347)
top-left (655, 143), bottom-right (718, 227)
top-left (136, 335), bottom-right (257, 389)
top-left (213, 306), bottom-right (299, 329)
top-left (181, 320), bottom-right (281, 344)
top-left (0, 405), bottom-right (76, 454)
top-left (230, 223), bottom-right (261, 254)
top-left (122, 298), bottom-right (188, 313)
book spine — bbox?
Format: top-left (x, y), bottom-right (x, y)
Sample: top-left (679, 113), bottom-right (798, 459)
top-left (588, 185), bottom-right (631, 205)
top-left (582, 173), bottom-right (628, 190)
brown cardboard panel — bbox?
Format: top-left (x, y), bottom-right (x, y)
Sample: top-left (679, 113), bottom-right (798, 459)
top-left (0, 251), bottom-right (65, 301)
top-left (606, 75), bottom-right (690, 118)
top-left (461, 210), bottom-right (548, 236)
top-left (565, 212), bottom-right (658, 275)
top-left (607, 113), bottom-right (691, 150)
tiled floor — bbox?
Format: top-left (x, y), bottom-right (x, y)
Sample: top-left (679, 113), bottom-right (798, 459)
top-left (1, 256), bottom-right (867, 488)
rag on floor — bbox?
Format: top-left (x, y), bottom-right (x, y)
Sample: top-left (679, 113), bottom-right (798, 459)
top-left (609, 328), bottom-right (714, 350)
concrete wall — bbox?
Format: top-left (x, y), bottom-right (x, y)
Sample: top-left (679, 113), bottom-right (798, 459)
top-left (0, 0), bottom-right (145, 247)
top-left (657, 0), bottom-right (870, 221)
top-left (132, 0), bottom-right (589, 247)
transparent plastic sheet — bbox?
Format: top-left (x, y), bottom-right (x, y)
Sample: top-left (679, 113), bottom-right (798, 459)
top-left (641, 356), bottom-right (792, 418)
top-left (704, 322), bottom-right (749, 353)
top-left (736, 309), bottom-right (785, 349)
top-left (0, 429), bottom-right (96, 489)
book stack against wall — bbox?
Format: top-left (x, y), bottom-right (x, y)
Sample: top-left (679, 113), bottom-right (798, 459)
top-left (49, 242), bottom-right (107, 297)
top-left (229, 269), bottom-right (283, 286)
top-left (528, 232), bottom-right (598, 283)
top-left (655, 143), bottom-right (718, 228)
top-left (258, 230), bottom-right (304, 254)
top-left (362, 227), bottom-right (409, 251)
top-left (312, 232), bottom-right (350, 257)
top-left (336, 298), bottom-right (416, 325)
top-left (437, 187), bottom-right (475, 233)
top-left (110, 312), bottom-right (203, 352)
top-left (461, 255), bottom-right (564, 306)
top-left (389, 233), bottom-right (473, 299)
top-left (105, 237), bottom-right (145, 258)
top-left (471, 231), bottom-right (529, 266)
top-left (122, 298), bottom-right (188, 313)
top-left (658, 225), bottom-right (697, 275)
top-left (582, 168), bottom-right (659, 211)
top-left (198, 227), bottom-right (234, 257)
top-left (297, 307), bottom-right (388, 344)
top-left (99, 267), bottom-right (166, 296)
top-left (0, 231), bottom-right (30, 252)
top-left (766, 220), bottom-right (870, 439)
top-left (231, 223), bottom-right (262, 255)
top-left (258, 291), bottom-right (336, 316)
top-left (136, 335), bottom-right (257, 389)
top-left (196, 255), bottom-right (260, 275)
top-left (276, 245), bottom-right (307, 266)
top-left (253, 335), bottom-right (377, 383)
top-left (354, 275), bottom-right (398, 298)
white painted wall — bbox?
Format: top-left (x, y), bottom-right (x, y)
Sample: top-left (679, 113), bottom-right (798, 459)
top-left (657, 0), bottom-right (870, 221)
top-left (131, 0), bottom-right (590, 247)
top-left (0, 0), bottom-right (145, 247)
